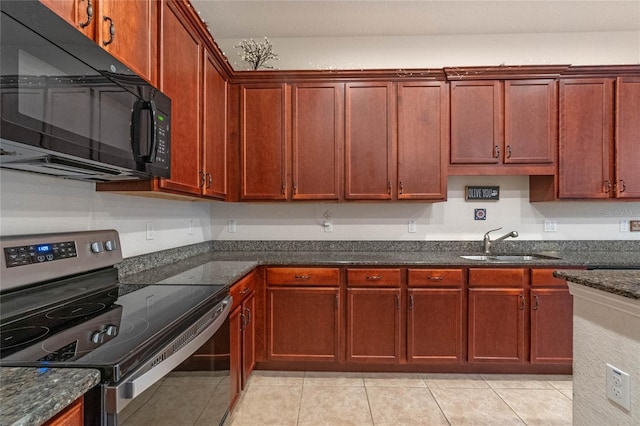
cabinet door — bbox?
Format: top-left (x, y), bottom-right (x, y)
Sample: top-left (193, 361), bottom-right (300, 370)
top-left (202, 50), bottom-right (227, 199)
top-left (468, 288), bottom-right (526, 363)
top-left (40, 0), bottom-right (95, 38)
top-left (504, 80), bottom-right (557, 164)
top-left (346, 288), bottom-right (401, 363)
top-left (242, 292), bottom-right (255, 386)
top-left (530, 288), bottom-right (573, 364)
top-left (159, 1), bottom-right (202, 195)
top-left (407, 288), bottom-right (463, 363)
top-left (615, 77), bottom-right (640, 199)
top-left (397, 82), bottom-right (448, 200)
top-left (240, 84), bottom-right (288, 200)
top-left (345, 82), bottom-right (394, 199)
top-left (229, 306), bottom-right (242, 410)
top-left (559, 78), bottom-right (614, 199)
top-left (98, 0), bottom-right (156, 84)
top-left (268, 287), bottom-right (340, 361)
top-left (292, 83), bottom-right (343, 200)
top-left (450, 80), bottom-right (502, 164)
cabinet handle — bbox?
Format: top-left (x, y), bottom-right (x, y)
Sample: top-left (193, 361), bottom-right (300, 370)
top-left (199, 171), bottom-right (206, 187)
top-left (293, 184), bottom-right (298, 195)
top-left (494, 145), bottom-right (500, 158)
top-left (244, 307), bottom-right (252, 325)
top-left (335, 294), bottom-right (339, 309)
top-left (79, 0), bottom-right (93, 28)
top-left (366, 275), bottom-right (382, 281)
top-left (533, 295), bottom-right (539, 310)
top-left (206, 173), bottom-right (212, 188)
top-left (427, 276), bottom-right (444, 281)
top-left (395, 294), bottom-right (400, 309)
top-left (399, 181), bottom-right (404, 195)
top-left (506, 145), bottom-right (512, 158)
top-left (294, 274), bottom-right (311, 280)
top-left (409, 294), bottom-right (414, 310)
top-left (240, 312), bottom-right (247, 330)
top-left (604, 180), bottom-right (612, 193)
top-left (387, 181), bottom-right (392, 195)
top-left (240, 287), bottom-right (250, 294)
top-left (281, 184), bottom-right (286, 195)
top-left (619, 180), bottom-right (626, 193)
top-left (102, 16), bottom-right (115, 46)
top-left (519, 294), bottom-right (526, 310)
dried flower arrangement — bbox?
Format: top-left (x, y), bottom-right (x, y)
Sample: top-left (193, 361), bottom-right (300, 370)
top-left (234, 37), bottom-right (279, 70)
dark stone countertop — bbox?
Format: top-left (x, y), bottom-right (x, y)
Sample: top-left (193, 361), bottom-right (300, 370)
top-left (0, 367), bottom-right (100, 426)
top-left (554, 270), bottom-right (640, 300)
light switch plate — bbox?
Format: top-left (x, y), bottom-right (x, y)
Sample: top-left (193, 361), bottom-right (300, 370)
top-left (544, 220), bottom-right (557, 232)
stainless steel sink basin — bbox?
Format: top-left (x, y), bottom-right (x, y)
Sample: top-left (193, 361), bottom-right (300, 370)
top-left (460, 254), bottom-right (560, 262)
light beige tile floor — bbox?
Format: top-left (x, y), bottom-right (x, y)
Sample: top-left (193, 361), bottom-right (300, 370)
top-left (228, 371), bottom-right (572, 426)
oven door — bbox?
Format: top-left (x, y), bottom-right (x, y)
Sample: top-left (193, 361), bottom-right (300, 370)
top-left (102, 295), bottom-right (232, 426)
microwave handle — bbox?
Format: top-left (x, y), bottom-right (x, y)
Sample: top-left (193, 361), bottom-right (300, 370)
top-left (131, 99), bottom-right (158, 163)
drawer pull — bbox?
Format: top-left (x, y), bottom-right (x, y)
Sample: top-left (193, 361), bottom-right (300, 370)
top-left (240, 287), bottom-right (250, 294)
top-left (294, 274), bottom-right (311, 280)
top-left (427, 276), bottom-right (444, 281)
top-left (366, 275), bottom-right (382, 281)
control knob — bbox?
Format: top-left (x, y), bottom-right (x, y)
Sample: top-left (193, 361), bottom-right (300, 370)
top-left (90, 241), bottom-right (104, 253)
top-left (104, 240), bottom-right (117, 251)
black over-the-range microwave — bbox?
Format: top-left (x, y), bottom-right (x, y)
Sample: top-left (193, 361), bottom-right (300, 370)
top-left (0, 1), bottom-right (171, 182)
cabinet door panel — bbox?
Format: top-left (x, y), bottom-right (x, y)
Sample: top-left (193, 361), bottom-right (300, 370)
top-left (530, 288), bottom-right (572, 364)
top-left (397, 82), bottom-right (448, 200)
top-left (346, 288), bottom-right (401, 362)
top-left (203, 51), bottom-right (227, 199)
top-left (41, 0), bottom-right (95, 38)
top-left (268, 287), bottom-right (340, 361)
top-left (242, 292), bottom-right (255, 385)
top-left (159, 2), bottom-right (202, 195)
top-left (99, 0), bottom-right (156, 84)
top-left (345, 82), bottom-right (394, 199)
top-left (504, 80), bottom-right (556, 164)
top-left (229, 307), bottom-right (242, 409)
top-left (292, 83), bottom-right (343, 200)
top-left (408, 289), bottom-right (463, 363)
top-left (450, 81), bottom-right (502, 164)
top-left (615, 77), bottom-right (640, 199)
top-left (241, 84), bottom-right (287, 200)
top-left (468, 288), bottom-right (525, 363)
top-left (559, 79), bottom-right (614, 199)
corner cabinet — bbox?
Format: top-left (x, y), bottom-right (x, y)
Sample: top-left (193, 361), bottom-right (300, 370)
top-left (345, 83), bottom-right (395, 200)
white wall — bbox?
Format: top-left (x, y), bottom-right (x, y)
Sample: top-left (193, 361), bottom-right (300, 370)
top-left (211, 176), bottom-right (640, 241)
top-left (0, 170), bottom-right (212, 258)
top-left (218, 31), bottom-right (640, 71)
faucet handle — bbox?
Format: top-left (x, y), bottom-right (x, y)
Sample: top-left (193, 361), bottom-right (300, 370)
top-left (484, 227), bottom-right (503, 239)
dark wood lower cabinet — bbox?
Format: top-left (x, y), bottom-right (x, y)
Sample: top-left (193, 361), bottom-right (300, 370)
top-left (530, 288), bottom-right (573, 363)
top-left (346, 288), bottom-right (401, 363)
top-left (407, 288), bottom-right (464, 363)
top-left (44, 396), bottom-right (83, 426)
top-left (229, 305), bottom-right (242, 410)
top-left (267, 287), bottom-right (340, 361)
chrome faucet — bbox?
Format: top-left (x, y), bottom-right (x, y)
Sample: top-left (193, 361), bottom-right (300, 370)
top-left (483, 227), bottom-right (519, 254)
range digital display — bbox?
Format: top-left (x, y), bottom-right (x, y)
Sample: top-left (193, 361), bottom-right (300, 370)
top-left (36, 244), bottom-right (51, 253)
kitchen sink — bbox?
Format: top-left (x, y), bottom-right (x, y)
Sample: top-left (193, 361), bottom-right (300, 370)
top-left (460, 254), bottom-right (561, 262)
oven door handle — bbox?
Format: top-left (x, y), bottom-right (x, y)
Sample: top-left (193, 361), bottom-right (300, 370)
top-left (104, 295), bottom-right (232, 415)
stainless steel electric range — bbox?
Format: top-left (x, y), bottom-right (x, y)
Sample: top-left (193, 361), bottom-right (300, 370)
top-left (0, 230), bottom-right (232, 425)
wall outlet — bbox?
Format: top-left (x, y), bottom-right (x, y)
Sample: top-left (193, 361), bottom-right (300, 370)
top-left (619, 219), bottom-right (629, 232)
top-left (324, 220), bottom-right (333, 233)
top-left (146, 222), bottom-right (154, 240)
top-left (606, 363), bottom-right (631, 411)
top-left (543, 220), bottom-right (557, 232)
top-left (227, 220), bottom-right (237, 233)
top-left (188, 220), bottom-right (194, 235)
top-left (408, 220), bottom-right (417, 233)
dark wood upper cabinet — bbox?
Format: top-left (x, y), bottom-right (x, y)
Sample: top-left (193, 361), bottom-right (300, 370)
top-left (397, 82), bottom-right (449, 200)
top-left (291, 83), bottom-right (343, 200)
top-left (240, 84), bottom-right (288, 200)
top-left (202, 50), bottom-right (227, 199)
top-left (559, 78), bottom-right (614, 199)
top-left (158, 1), bottom-right (202, 196)
top-left (450, 80), bottom-right (502, 164)
top-left (504, 80), bottom-right (557, 164)
top-left (40, 0), bottom-right (96, 38)
top-left (615, 77), bottom-right (640, 199)
top-left (345, 82), bottom-right (395, 200)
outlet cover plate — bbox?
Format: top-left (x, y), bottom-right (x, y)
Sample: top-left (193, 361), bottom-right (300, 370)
top-left (606, 363), bottom-right (631, 411)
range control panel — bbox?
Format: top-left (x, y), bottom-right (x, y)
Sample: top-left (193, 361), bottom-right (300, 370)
top-left (4, 241), bottom-right (78, 268)
top-left (0, 229), bottom-right (122, 292)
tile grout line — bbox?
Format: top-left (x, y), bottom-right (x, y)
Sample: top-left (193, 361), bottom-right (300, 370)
top-left (489, 385), bottom-right (530, 426)
top-left (362, 378), bottom-right (375, 426)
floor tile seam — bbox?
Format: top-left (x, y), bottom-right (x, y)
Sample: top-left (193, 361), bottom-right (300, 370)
top-left (424, 386), bottom-right (453, 426)
top-left (490, 386), bottom-right (530, 425)
top-left (362, 383), bottom-right (377, 426)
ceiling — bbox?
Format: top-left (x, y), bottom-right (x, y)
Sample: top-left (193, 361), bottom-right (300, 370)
top-left (191, 1), bottom-right (640, 40)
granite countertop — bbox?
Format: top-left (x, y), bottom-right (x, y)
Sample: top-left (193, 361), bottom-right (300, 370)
top-left (0, 367), bottom-right (100, 426)
top-left (554, 270), bottom-right (640, 300)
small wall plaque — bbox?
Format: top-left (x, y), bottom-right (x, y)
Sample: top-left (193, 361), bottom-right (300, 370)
top-left (466, 186), bottom-right (500, 201)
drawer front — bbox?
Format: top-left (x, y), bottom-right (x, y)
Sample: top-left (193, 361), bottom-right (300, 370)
top-left (347, 268), bottom-right (401, 287)
top-left (469, 268), bottom-right (525, 288)
top-left (531, 269), bottom-right (569, 288)
top-left (267, 267), bottom-right (340, 286)
top-left (230, 271), bottom-right (258, 309)
top-left (408, 269), bottom-right (463, 287)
